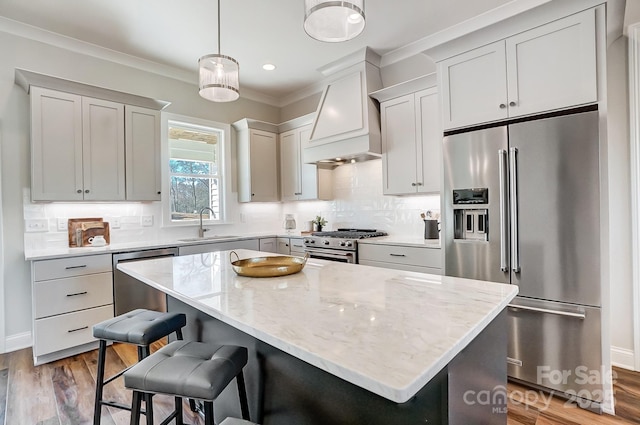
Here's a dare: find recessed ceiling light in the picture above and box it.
[262,63,276,71]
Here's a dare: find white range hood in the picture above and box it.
[303,48,383,167]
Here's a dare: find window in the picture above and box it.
[166,119,224,223]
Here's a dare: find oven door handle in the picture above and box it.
[305,248,355,262]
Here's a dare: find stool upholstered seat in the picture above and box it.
[92,309,186,425]
[124,340,251,425]
[92,309,186,346]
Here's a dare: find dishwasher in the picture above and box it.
[112,247,179,315]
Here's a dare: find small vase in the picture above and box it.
[316,224,323,232]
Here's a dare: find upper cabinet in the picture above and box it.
[439,8,597,130]
[124,106,161,201]
[279,121,332,201]
[234,119,279,203]
[31,87,126,201]
[21,71,169,202]
[371,75,441,195]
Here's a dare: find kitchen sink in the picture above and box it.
[178,235,240,242]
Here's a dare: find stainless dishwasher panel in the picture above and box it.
[113,247,178,315]
[507,297,603,404]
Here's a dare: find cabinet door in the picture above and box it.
[439,41,508,130]
[298,125,319,200]
[380,94,418,195]
[30,87,84,201]
[277,238,291,255]
[506,8,597,118]
[125,106,161,201]
[82,97,125,200]
[280,129,301,201]
[249,129,278,202]
[259,238,277,253]
[415,88,441,194]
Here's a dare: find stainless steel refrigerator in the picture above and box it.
[443,108,604,410]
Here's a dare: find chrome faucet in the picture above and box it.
[198,207,216,238]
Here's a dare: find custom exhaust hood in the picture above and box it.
[303,48,383,168]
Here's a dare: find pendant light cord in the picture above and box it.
[217,0,221,54]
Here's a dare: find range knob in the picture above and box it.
[345,241,353,247]
[339,241,346,247]
[323,240,330,245]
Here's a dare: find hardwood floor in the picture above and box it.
[1,342,639,424]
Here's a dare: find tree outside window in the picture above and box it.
[168,123,222,222]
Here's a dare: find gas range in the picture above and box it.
[303,229,388,263]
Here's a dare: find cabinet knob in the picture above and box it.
[499,103,507,109]
[416,182,423,186]
[411,183,417,187]
[157,191,161,195]
[76,189,82,194]
[251,193,255,197]
[509,101,517,107]
[84,189,90,193]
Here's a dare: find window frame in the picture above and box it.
[161,113,230,227]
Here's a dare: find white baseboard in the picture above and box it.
[4,331,31,353]
[611,346,635,370]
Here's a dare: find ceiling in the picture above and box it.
[0,0,515,101]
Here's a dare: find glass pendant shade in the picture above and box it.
[199,54,240,102]
[304,0,365,42]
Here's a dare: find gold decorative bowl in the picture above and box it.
[229,251,309,277]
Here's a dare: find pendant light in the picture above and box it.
[198,0,239,102]
[304,0,365,43]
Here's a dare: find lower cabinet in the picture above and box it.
[259,238,278,253]
[276,237,305,256]
[31,253,114,365]
[358,243,442,274]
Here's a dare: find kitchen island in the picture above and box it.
[117,249,518,424]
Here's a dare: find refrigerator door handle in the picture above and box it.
[507,304,586,320]
[499,149,509,272]
[509,147,520,273]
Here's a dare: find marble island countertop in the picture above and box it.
[117,249,518,403]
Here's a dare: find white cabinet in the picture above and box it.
[280,124,332,201]
[234,119,279,203]
[379,87,441,195]
[31,254,114,365]
[31,87,126,201]
[289,237,306,256]
[439,8,597,130]
[30,87,162,201]
[259,238,278,253]
[178,239,259,256]
[277,237,291,255]
[358,243,442,275]
[125,105,161,201]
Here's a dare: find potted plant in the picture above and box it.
[313,216,327,232]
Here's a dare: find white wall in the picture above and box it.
[0,29,280,350]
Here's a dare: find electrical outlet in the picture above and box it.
[110,217,121,229]
[25,219,48,232]
[240,213,247,223]
[57,218,67,231]
[141,216,153,227]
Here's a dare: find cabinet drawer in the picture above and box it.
[358,244,441,268]
[34,272,113,319]
[33,254,112,281]
[33,304,113,356]
[358,260,441,275]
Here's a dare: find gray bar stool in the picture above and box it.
[92,309,187,425]
[124,340,252,425]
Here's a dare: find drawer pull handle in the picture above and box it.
[67,326,89,333]
[65,265,87,270]
[389,254,406,257]
[66,291,88,297]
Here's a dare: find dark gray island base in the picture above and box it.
[168,296,507,425]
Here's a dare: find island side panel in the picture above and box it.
[448,310,507,424]
[167,296,446,424]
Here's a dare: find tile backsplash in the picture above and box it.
[24,160,440,249]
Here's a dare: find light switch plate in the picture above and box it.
[110,217,121,229]
[141,216,153,227]
[57,218,67,231]
[25,219,48,232]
